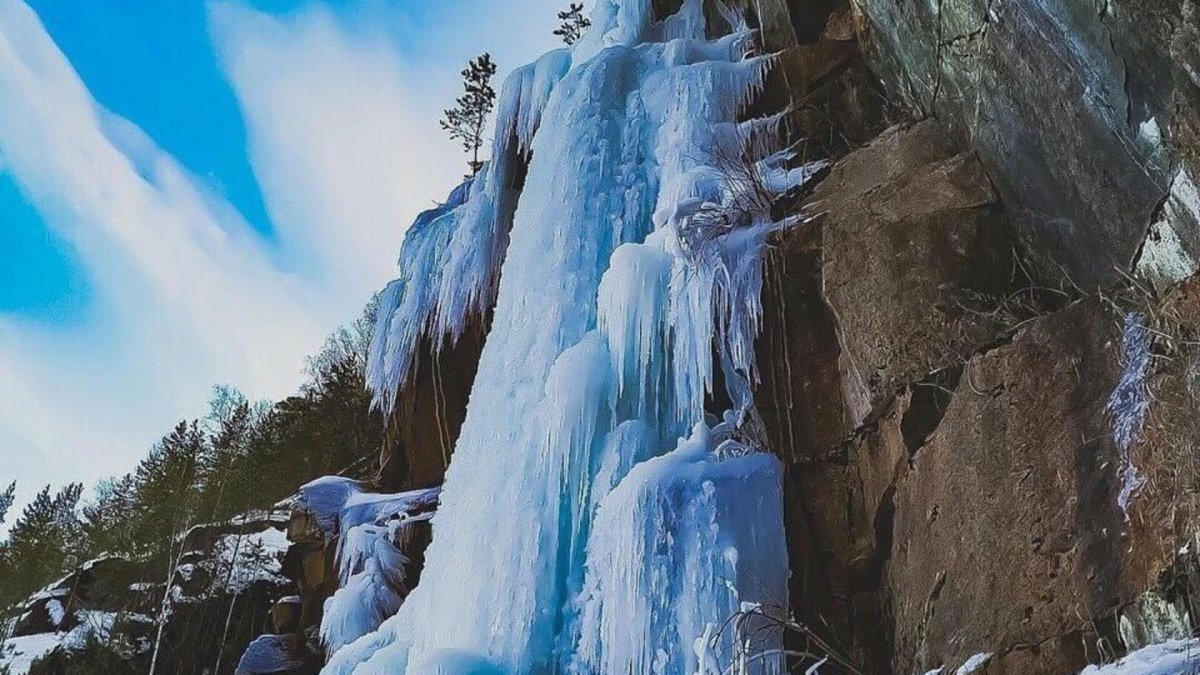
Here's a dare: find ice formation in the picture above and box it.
[298,477,439,654]
[1107,313,1151,516]
[343,1,814,672]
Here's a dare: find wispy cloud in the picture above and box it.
[209,1,463,300]
[0,0,562,519]
[0,0,328,510]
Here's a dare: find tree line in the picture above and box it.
[0,300,384,626]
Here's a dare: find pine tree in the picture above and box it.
[80,474,139,560]
[440,53,498,176]
[134,421,204,561]
[0,481,15,525]
[0,483,83,609]
[554,3,591,45]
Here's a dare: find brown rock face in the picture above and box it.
[758,118,1041,672]
[758,121,1025,462]
[377,317,488,491]
[844,0,1200,289]
[889,301,1127,674]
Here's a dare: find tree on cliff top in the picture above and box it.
[440,53,498,177]
[555,3,591,45]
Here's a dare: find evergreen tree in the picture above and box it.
[0,481,15,526]
[196,387,256,523]
[133,421,204,564]
[79,475,139,560]
[0,483,83,609]
[440,53,498,176]
[554,3,591,45]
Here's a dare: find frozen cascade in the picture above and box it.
[367,50,572,413]
[298,478,440,654]
[339,1,819,672]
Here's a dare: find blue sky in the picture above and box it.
[0,0,562,523]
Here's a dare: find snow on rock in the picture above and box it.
[209,526,291,593]
[237,634,311,675]
[1136,169,1200,291]
[336,1,800,672]
[2,633,64,675]
[955,653,993,674]
[298,477,440,537]
[296,477,441,655]
[1,611,120,675]
[1079,639,1200,674]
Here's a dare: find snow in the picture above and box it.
[297,476,443,654]
[237,634,310,675]
[1137,170,1200,291]
[1107,313,1151,516]
[1079,639,1200,674]
[208,526,291,593]
[1,611,118,675]
[338,1,800,673]
[45,600,64,628]
[298,476,440,536]
[2,633,63,675]
[955,653,993,674]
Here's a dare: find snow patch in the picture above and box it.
[1136,169,1200,291]
[1079,638,1200,674]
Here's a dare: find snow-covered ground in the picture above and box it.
[0,611,119,675]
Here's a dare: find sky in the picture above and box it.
[0,0,564,526]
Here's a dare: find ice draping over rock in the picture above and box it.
[345,1,810,672]
[298,476,440,655]
[574,422,787,675]
[366,51,573,413]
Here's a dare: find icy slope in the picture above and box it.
[345,1,802,672]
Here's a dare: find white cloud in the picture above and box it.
[0,0,335,515]
[209,2,461,300]
[0,0,564,523]
[207,0,567,301]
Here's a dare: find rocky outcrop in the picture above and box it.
[377,321,487,491]
[746,0,1200,671]
[846,0,1200,290]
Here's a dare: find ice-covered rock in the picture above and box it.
[339,1,797,673]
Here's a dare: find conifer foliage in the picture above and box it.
[0,302,385,667]
[554,3,591,45]
[440,53,498,176]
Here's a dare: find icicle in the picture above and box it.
[575,422,788,675]
[333,1,804,671]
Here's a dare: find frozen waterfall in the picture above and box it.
[343,1,811,672]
